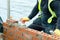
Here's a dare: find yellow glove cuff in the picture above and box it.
[22,17,30,21]
[54,29,60,36]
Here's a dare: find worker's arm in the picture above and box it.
[50,1,60,36]
[20,1,39,23]
[28,2,39,19]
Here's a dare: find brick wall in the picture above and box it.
[3,20,60,40]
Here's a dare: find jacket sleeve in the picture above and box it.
[50,1,60,29]
[28,2,39,19]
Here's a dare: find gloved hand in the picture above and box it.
[54,29,60,36]
[20,17,30,23]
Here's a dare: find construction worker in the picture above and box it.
[21,0,60,36]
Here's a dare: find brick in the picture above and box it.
[27,29,37,36]
[3,23,8,27]
[42,33,48,40]
[19,28,27,33]
[8,37,14,40]
[3,22,60,40]
[6,19,18,23]
[23,33,32,40]
[18,37,24,40]
[32,37,39,40]
[4,38,8,40]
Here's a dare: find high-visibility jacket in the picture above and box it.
[38,0,57,23]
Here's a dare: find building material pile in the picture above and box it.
[3,19,60,40]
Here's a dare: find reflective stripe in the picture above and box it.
[48,0,57,23]
[38,0,57,23]
[38,0,42,12]
[38,0,42,18]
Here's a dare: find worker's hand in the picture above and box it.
[20,17,30,23]
[54,29,60,36]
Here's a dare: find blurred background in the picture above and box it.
[0,0,39,26]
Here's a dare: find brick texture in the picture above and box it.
[3,20,60,40]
